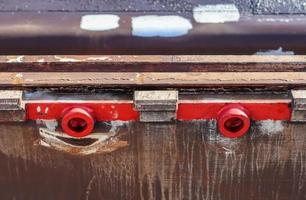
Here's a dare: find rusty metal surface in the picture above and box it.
[0,72,306,88]
[0,12,306,55]
[0,0,251,13]
[0,121,305,199]
[1,55,306,72]
[1,0,304,14]
[253,0,306,14]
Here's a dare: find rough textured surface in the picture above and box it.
[0,72,305,88]
[0,0,252,13]
[253,0,306,14]
[0,0,303,14]
[0,121,305,199]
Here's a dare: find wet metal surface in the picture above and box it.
[0,121,305,200]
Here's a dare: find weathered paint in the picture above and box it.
[193,4,240,23]
[2,12,306,55]
[1,55,306,72]
[0,121,305,199]
[80,14,120,31]
[36,119,58,131]
[255,47,295,55]
[1,72,306,88]
[26,101,291,121]
[257,120,284,135]
[37,120,130,155]
[26,102,139,121]
[177,102,291,121]
[132,15,192,37]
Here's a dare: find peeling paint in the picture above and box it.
[36,106,41,113]
[38,121,130,155]
[0,121,305,199]
[132,15,192,37]
[80,14,120,31]
[193,4,240,23]
[37,119,58,131]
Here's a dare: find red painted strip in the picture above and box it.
[177,103,291,120]
[26,102,291,121]
[26,103,139,121]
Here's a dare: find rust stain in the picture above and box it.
[0,121,305,199]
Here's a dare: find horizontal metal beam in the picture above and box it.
[0,12,306,55]
[1,72,306,88]
[1,55,306,72]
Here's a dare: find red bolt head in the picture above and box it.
[61,107,95,138]
[217,104,251,138]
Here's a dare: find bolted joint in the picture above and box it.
[217,104,251,138]
[61,107,95,138]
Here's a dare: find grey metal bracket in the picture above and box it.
[0,90,25,122]
[134,90,178,122]
[291,90,306,122]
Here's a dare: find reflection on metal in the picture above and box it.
[38,121,129,155]
[134,90,178,122]
[2,12,306,55]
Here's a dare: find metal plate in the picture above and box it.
[0,121,305,199]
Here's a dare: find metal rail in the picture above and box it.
[0,12,306,55]
[1,55,306,72]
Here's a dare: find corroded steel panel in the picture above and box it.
[0,122,305,199]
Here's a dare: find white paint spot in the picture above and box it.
[258,120,284,135]
[36,106,41,113]
[45,107,49,114]
[87,57,109,61]
[54,56,81,62]
[80,15,120,31]
[7,56,24,63]
[44,120,58,131]
[109,121,127,133]
[255,47,295,55]
[132,15,192,37]
[193,4,240,23]
[36,119,58,131]
[15,73,23,79]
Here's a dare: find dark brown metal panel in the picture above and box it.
[0,122,305,199]
[0,12,306,55]
[0,0,251,13]
[1,55,306,72]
